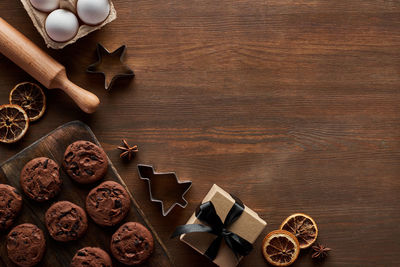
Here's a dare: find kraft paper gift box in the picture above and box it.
[178,184,267,267]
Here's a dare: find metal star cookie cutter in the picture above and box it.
[137,164,192,216]
[87,43,135,90]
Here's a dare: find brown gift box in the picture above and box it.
[19,0,117,49]
[180,184,267,267]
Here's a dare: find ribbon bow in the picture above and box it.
[171,195,253,260]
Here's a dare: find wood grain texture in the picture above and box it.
[0,0,400,266]
[0,121,172,266]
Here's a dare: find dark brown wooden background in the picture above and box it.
[1,1,400,266]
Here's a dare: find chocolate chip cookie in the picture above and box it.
[45,201,88,242]
[71,247,112,267]
[0,184,22,231]
[7,223,46,267]
[20,157,62,202]
[110,222,154,265]
[63,140,108,184]
[86,181,131,227]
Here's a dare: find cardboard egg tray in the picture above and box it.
[19,0,117,49]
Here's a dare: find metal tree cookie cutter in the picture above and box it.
[138,164,192,216]
[87,43,135,90]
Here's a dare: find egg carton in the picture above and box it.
[19,0,117,49]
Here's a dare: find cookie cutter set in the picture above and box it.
[137,164,192,216]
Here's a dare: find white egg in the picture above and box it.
[45,9,79,42]
[77,0,110,25]
[30,0,59,12]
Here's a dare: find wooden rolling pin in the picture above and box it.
[0,18,99,114]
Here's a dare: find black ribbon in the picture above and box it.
[171,194,253,261]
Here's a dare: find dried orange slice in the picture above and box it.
[9,82,46,122]
[262,229,300,266]
[0,104,29,143]
[280,213,318,249]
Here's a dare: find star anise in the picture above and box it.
[118,139,138,160]
[312,243,331,259]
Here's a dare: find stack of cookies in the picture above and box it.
[0,140,154,266]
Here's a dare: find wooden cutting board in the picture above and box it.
[0,121,173,267]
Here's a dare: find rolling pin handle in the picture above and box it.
[0,17,100,114]
[52,70,100,114]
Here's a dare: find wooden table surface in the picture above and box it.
[0,1,399,266]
